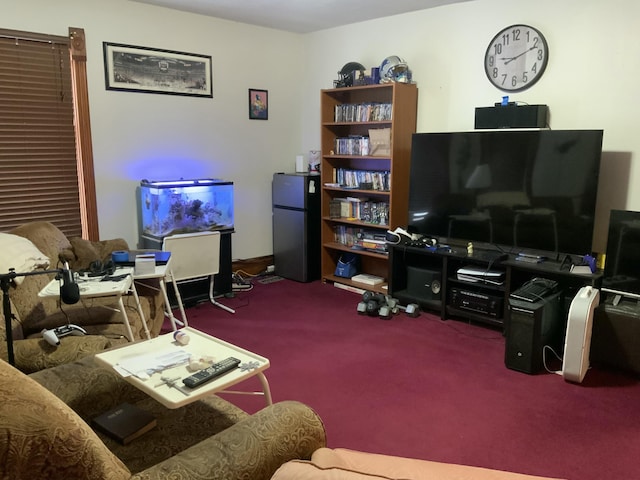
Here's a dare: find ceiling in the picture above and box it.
[129,0,472,34]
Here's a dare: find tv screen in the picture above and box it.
[407,129,604,256]
[602,209,640,300]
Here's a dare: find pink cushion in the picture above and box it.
[272,448,566,480]
[271,460,395,480]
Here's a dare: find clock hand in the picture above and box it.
[503,46,537,65]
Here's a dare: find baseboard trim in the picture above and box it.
[232,255,273,276]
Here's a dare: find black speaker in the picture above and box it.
[591,300,640,375]
[505,292,562,374]
[406,267,441,301]
[474,104,548,129]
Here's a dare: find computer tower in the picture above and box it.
[505,292,562,374]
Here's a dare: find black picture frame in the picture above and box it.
[248,88,268,120]
[103,42,212,98]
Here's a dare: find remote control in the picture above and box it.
[182,356,241,389]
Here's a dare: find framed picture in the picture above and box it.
[103,42,212,98]
[249,88,268,120]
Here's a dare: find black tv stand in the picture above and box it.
[389,242,602,329]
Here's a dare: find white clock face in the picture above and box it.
[484,24,549,92]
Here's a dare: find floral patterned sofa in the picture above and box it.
[0,354,326,479]
[0,221,165,373]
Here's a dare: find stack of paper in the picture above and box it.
[351,273,384,286]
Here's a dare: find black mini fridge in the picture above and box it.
[272,172,321,282]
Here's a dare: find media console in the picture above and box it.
[389,242,602,329]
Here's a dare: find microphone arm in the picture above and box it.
[1,266,75,367]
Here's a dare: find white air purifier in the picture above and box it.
[563,286,600,383]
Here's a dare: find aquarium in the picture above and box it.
[139,178,234,240]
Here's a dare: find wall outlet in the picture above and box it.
[266,265,275,273]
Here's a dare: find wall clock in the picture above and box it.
[484,24,549,92]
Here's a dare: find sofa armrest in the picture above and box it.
[131,400,327,480]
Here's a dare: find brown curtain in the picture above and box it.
[0,28,97,239]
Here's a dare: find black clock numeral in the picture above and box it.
[488,55,495,67]
[531,62,538,74]
[522,71,529,83]
[512,28,521,41]
[511,75,518,87]
[493,43,502,55]
[537,49,544,61]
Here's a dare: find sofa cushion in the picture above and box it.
[68,236,102,267]
[66,236,129,270]
[271,448,566,480]
[9,221,72,268]
[0,358,130,480]
[0,232,49,284]
[272,460,396,479]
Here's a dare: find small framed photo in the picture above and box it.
[248,88,268,120]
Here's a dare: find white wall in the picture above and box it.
[302,0,640,253]
[4,0,640,257]
[4,0,306,259]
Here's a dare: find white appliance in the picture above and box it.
[563,286,600,383]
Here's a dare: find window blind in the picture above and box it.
[0,29,82,237]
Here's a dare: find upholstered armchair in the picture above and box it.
[0,355,326,479]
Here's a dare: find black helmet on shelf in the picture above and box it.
[334,61,366,88]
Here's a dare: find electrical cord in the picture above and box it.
[543,344,563,375]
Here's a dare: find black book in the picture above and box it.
[92,402,156,445]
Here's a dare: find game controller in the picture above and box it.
[42,324,88,346]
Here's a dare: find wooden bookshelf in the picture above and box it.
[320,83,418,293]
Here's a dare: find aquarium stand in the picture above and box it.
[140,230,234,305]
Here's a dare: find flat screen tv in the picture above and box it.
[602,209,640,300]
[407,129,604,257]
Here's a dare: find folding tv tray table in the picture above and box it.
[95,327,272,409]
[38,266,150,341]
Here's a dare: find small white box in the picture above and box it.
[134,254,156,276]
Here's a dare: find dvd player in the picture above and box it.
[449,287,503,318]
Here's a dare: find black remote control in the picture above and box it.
[182,357,241,389]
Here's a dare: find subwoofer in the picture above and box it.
[406,267,441,301]
[505,292,562,374]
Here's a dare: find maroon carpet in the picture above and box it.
[166,278,640,480]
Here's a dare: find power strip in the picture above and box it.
[232,283,253,291]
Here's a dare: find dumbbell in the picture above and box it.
[384,297,420,317]
[378,300,394,320]
[356,291,386,316]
